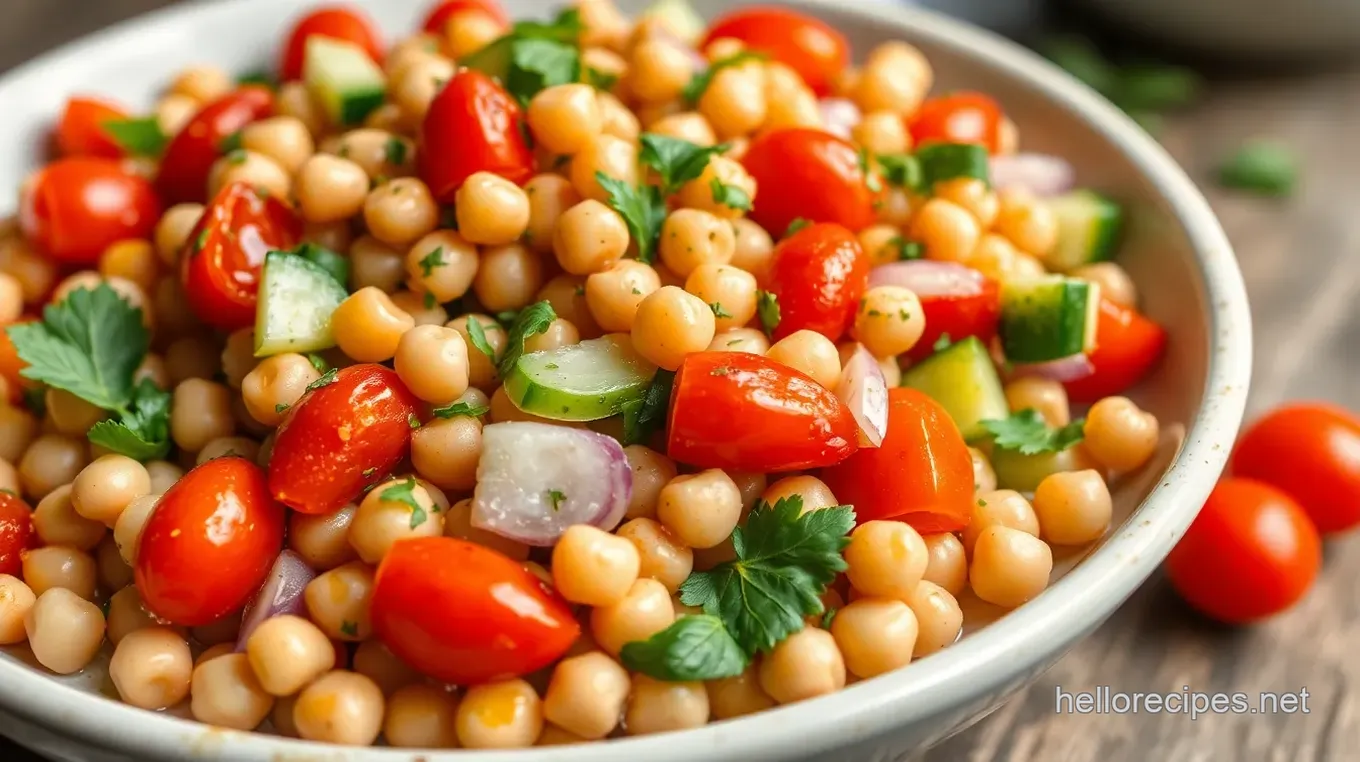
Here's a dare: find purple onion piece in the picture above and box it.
[818,98,862,139]
[1008,354,1096,383]
[234,549,315,652]
[836,344,889,448]
[869,260,989,297]
[989,153,1076,197]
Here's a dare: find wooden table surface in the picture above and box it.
[3,2,1358,761]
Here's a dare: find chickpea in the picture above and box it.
[99,239,159,294]
[391,56,454,121]
[0,237,58,303]
[295,154,370,224]
[389,289,449,327]
[591,578,674,656]
[625,39,691,104]
[519,178,581,257]
[551,524,641,606]
[963,489,1040,554]
[304,561,376,641]
[17,434,86,500]
[707,327,769,354]
[526,84,603,155]
[353,639,423,696]
[164,334,222,384]
[400,233,475,306]
[594,91,640,142]
[111,495,157,566]
[724,220,773,285]
[303,220,354,256]
[761,476,839,517]
[31,484,103,552]
[625,675,709,736]
[852,110,911,155]
[391,326,469,406]
[331,128,414,180]
[1074,262,1138,308]
[0,406,38,464]
[831,597,919,678]
[705,667,776,721]
[410,414,484,491]
[523,318,580,354]
[620,445,676,520]
[1033,469,1113,545]
[240,116,314,175]
[108,627,192,710]
[445,7,503,56]
[208,150,291,200]
[995,188,1059,257]
[615,518,693,593]
[457,678,543,749]
[473,243,543,312]
[649,112,716,146]
[966,233,1020,280]
[214,330,253,392]
[660,210,737,280]
[291,670,385,746]
[845,520,927,600]
[170,379,235,452]
[1003,376,1070,428]
[105,586,156,645]
[631,286,716,371]
[759,626,845,704]
[767,330,843,389]
[570,134,638,202]
[905,580,963,657]
[852,285,927,359]
[970,525,1053,608]
[541,652,630,739]
[443,497,530,561]
[189,652,274,730]
[699,62,767,139]
[1083,396,1160,472]
[20,545,95,600]
[584,260,660,332]
[857,224,906,268]
[554,199,631,276]
[43,388,106,437]
[384,684,460,748]
[0,574,36,645]
[101,540,136,595]
[331,287,415,363]
[656,469,741,549]
[911,198,981,263]
[677,156,755,220]
[450,173,529,247]
[852,42,932,114]
[241,353,321,427]
[286,503,358,571]
[349,477,442,564]
[346,235,406,293]
[365,178,438,247]
[934,178,998,227]
[275,81,325,136]
[190,610,241,648]
[168,64,231,103]
[24,587,105,674]
[245,615,337,697]
[155,94,198,136]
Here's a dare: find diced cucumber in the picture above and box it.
[504,335,658,421]
[917,143,990,188]
[1043,190,1122,272]
[999,274,1099,363]
[303,36,385,127]
[293,243,348,287]
[900,336,1008,442]
[638,0,706,45]
[254,251,348,357]
[990,446,1087,493]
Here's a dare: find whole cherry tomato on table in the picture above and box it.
[0,491,35,579]
[822,387,975,534]
[372,536,579,685]
[419,69,534,203]
[157,86,274,204]
[279,5,385,82]
[1231,403,1360,534]
[268,364,421,516]
[420,0,509,33]
[135,457,286,626]
[742,128,878,235]
[181,182,301,332]
[18,158,161,265]
[908,92,1007,154]
[667,351,859,472]
[55,96,128,158]
[1062,297,1167,403]
[906,269,1002,362]
[764,222,869,342]
[1166,477,1320,624]
[700,7,849,96]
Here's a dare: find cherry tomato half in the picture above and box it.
[0,491,35,579]
[668,351,859,472]
[908,91,1006,154]
[157,86,274,204]
[55,96,129,159]
[135,457,286,626]
[279,5,385,82]
[1166,477,1320,624]
[906,269,1001,362]
[700,7,848,96]
[766,222,869,342]
[268,364,421,516]
[822,387,975,534]
[420,0,509,33]
[19,158,161,266]
[1231,403,1360,535]
[0,316,35,402]
[181,182,301,332]
[1063,297,1167,403]
[419,69,534,203]
[372,536,579,685]
[742,128,878,235]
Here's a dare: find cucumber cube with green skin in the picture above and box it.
[999,274,1099,363]
[254,251,348,356]
[1044,189,1123,272]
[503,336,658,421]
[303,36,386,127]
[991,446,1088,493]
[900,336,1008,442]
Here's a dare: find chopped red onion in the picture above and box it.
[868,260,989,297]
[836,345,889,448]
[818,98,862,139]
[989,153,1076,197]
[1008,354,1096,382]
[235,550,315,652]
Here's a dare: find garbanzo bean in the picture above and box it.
[21,545,96,600]
[191,652,274,731]
[969,525,1053,608]
[852,42,932,114]
[349,234,408,293]
[384,683,460,748]
[852,285,926,359]
[349,477,443,565]
[105,585,159,645]
[165,335,222,383]
[295,154,370,224]
[622,445,676,520]
[457,678,543,749]
[831,598,918,678]
[966,233,1020,280]
[99,239,159,294]
[543,651,629,740]
[537,275,602,339]
[155,94,198,136]
[241,353,321,427]
[445,8,504,58]
[18,434,87,500]
[245,614,337,697]
[71,454,150,527]
[845,520,928,599]
[767,330,842,389]
[628,38,693,104]
[699,61,767,139]
[455,172,531,246]
[168,64,231,103]
[528,84,603,155]
[25,587,105,674]
[554,199,631,275]
[964,489,1041,554]
[625,675,710,736]
[656,469,741,549]
[615,518,694,593]
[219,328,255,391]
[761,475,839,514]
[45,387,106,437]
[1074,262,1137,308]
[995,188,1059,257]
[291,670,385,746]
[31,484,104,553]
[208,150,291,200]
[904,580,963,657]
[411,414,484,492]
[330,128,413,179]
[570,134,638,202]
[304,561,375,642]
[595,90,640,142]
[0,406,37,464]
[353,638,423,696]
[443,497,531,560]
[289,504,358,571]
[1083,396,1159,472]
[403,229,477,303]
[276,81,325,136]
[240,116,314,175]
[857,224,906,267]
[114,494,158,565]
[590,577,674,656]
[92,541,130,588]
[0,574,35,645]
[649,112,717,146]
[683,264,753,334]
[922,533,968,596]
[391,55,455,121]
[759,626,845,704]
[934,178,998,227]
[170,379,235,453]
[585,259,661,332]
[1004,376,1070,427]
[524,174,582,255]
[473,243,543,312]
[447,313,507,390]
[707,666,776,720]
[109,627,193,710]
[394,324,470,405]
[524,318,581,353]
[630,286,716,371]
[552,524,640,606]
[331,287,415,363]
[1032,469,1113,545]
[707,327,769,354]
[364,178,439,247]
[912,197,981,263]
[0,237,58,303]
[852,110,911,155]
[154,279,204,343]
[389,289,448,328]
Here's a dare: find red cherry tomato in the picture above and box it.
[1231,403,1360,534]
[700,7,848,96]
[822,387,975,534]
[18,158,161,266]
[668,351,859,472]
[1062,298,1167,403]
[372,536,579,685]
[419,69,534,203]
[765,222,869,342]
[279,5,385,82]
[0,491,35,579]
[908,92,1006,154]
[268,364,421,516]
[157,87,274,204]
[181,182,301,332]
[1166,477,1320,624]
[906,272,1001,362]
[742,129,878,235]
[0,317,34,403]
[55,96,129,159]
[420,0,509,33]
[135,457,286,626]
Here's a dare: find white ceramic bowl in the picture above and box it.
[0,1,1251,760]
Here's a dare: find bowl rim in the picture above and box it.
[0,0,1251,760]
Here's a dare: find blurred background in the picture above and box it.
[2,0,1358,760]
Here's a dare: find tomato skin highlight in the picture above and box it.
[268,364,421,516]
[822,387,975,534]
[667,351,859,472]
[765,222,869,342]
[906,273,1001,362]
[908,91,1006,153]
[134,457,286,627]
[0,492,35,579]
[1231,403,1360,535]
[56,96,129,159]
[156,87,274,204]
[419,69,534,204]
[742,128,877,236]
[180,182,301,332]
[372,536,579,685]
[700,7,848,96]
[18,158,161,266]
[279,5,385,82]
[1165,477,1320,624]
[420,0,509,33]
[1063,298,1167,403]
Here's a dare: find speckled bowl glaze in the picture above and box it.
[0,0,1251,760]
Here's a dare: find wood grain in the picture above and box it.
[3,2,1357,761]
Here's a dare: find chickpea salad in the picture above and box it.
[0,0,1171,751]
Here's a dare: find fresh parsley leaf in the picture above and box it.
[87,379,172,461]
[307,353,330,373]
[193,227,210,255]
[891,236,924,261]
[102,117,168,157]
[547,488,566,512]
[496,301,557,378]
[585,66,619,91]
[21,386,46,417]
[709,302,733,319]
[679,496,854,655]
[878,153,922,190]
[683,51,766,105]
[596,172,666,265]
[639,134,726,195]
[218,130,244,155]
[620,614,748,682]
[508,38,581,105]
[709,177,752,211]
[225,149,248,165]
[423,292,437,309]
[408,413,422,430]
[418,247,445,277]
[509,7,582,42]
[306,368,338,392]
[821,607,838,629]
[432,400,491,418]
[464,318,498,361]
[385,136,408,166]
[932,333,953,353]
[340,620,359,637]
[857,148,883,193]
[275,403,290,414]
[1218,140,1296,197]
[236,70,277,88]
[495,310,520,327]
[620,369,675,446]
[978,408,1086,455]
[756,290,780,339]
[381,477,429,529]
[784,218,812,238]
[362,467,377,477]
